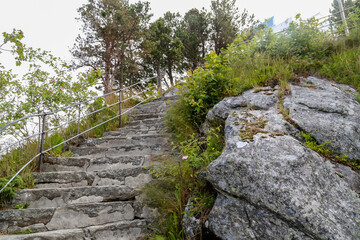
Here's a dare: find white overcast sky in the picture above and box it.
[0,0,334,68]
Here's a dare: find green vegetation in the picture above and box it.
[144,127,223,239]
[300,132,360,169]
[300,132,333,157]
[11,228,36,235]
[72,0,260,93]
[14,202,29,209]
[168,13,360,140]
[0,176,28,208]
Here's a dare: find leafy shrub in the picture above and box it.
[180,52,233,128]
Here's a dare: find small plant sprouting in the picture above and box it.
[12,228,36,235]
[356,94,360,104]
[300,132,360,170]
[300,132,332,157]
[15,202,29,209]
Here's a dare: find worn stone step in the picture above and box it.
[130,98,177,114]
[0,219,146,240]
[83,134,168,148]
[42,156,91,172]
[83,219,146,240]
[33,167,150,189]
[42,155,148,172]
[103,128,164,137]
[71,142,170,157]
[11,185,138,209]
[0,228,84,240]
[0,201,135,233]
[120,122,166,133]
[125,118,165,128]
[129,112,164,121]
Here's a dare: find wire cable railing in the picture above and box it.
[0,77,157,193]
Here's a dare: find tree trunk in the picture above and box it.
[104,64,113,94]
[167,65,174,87]
[156,64,162,95]
[104,63,114,105]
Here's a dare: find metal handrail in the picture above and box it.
[0,79,157,193]
[44,85,155,135]
[0,113,44,134]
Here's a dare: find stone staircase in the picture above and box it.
[0,96,178,240]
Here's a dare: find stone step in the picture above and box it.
[42,155,148,172]
[70,142,170,157]
[11,185,138,209]
[129,112,164,121]
[0,228,84,240]
[0,219,146,240]
[125,118,165,128]
[0,201,135,233]
[83,219,146,240]
[83,134,168,148]
[130,97,178,114]
[103,128,164,137]
[33,167,150,189]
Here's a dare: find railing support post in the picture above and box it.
[337,0,350,37]
[119,89,122,128]
[38,113,46,172]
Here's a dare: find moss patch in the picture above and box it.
[236,113,269,142]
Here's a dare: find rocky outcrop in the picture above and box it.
[283,77,360,159]
[202,77,360,239]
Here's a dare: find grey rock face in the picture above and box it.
[182,198,202,240]
[283,76,360,159]
[203,77,360,239]
[209,194,312,240]
[201,87,279,134]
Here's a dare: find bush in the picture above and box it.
[180,52,233,128]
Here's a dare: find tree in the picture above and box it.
[142,16,184,90]
[210,0,257,54]
[0,30,25,125]
[178,8,210,71]
[71,0,151,95]
[0,30,99,138]
[162,12,185,86]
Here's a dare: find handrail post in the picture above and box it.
[119,89,122,128]
[38,113,47,172]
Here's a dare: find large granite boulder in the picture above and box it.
[200,77,360,239]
